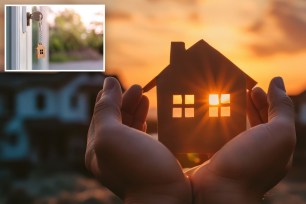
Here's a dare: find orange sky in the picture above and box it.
[102,0,306,117]
[1,0,306,117]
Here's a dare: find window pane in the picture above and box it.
[221,107,230,117]
[209,107,218,117]
[185,95,194,104]
[173,108,182,118]
[71,95,78,108]
[209,94,219,105]
[36,93,46,110]
[173,95,182,104]
[221,94,230,104]
[185,108,194,117]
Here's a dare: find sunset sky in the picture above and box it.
[1,0,306,116]
[102,0,306,116]
[47,5,104,34]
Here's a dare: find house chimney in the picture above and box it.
[170,42,185,65]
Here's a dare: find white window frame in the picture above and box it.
[6,5,32,70]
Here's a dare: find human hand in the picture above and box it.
[85,76,295,204]
[189,77,296,203]
[85,77,192,204]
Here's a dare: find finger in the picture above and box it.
[121,85,143,126]
[94,77,123,125]
[267,77,295,124]
[247,90,262,126]
[266,77,296,149]
[96,90,103,103]
[86,90,103,169]
[251,87,268,123]
[132,95,149,131]
[143,122,147,132]
[122,85,143,115]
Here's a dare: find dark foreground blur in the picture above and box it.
[1,73,306,204]
[1,163,306,203]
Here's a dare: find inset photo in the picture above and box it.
[5,5,105,72]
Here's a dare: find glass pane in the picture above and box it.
[173,108,182,118]
[221,107,230,117]
[221,94,230,104]
[33,5,105,71]
[209,107,218,117]
[185,95,194,104]
[185,108,194,118]
[173,95,182,104]
[209,94,219,105]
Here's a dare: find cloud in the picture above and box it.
[248,0,306,56]
[147,0,200,5]
[106,10,132,21]
[188,11,201,22]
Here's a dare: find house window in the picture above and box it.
[8,133,18,146]
[172,94,194,118]
[209,94,230,117]
[70,95,78,108]
[36,93,46,110]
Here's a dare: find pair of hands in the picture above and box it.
[85,77,295,204]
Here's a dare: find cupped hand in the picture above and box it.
[189,77,296,203]
[85,77,192,204]
[85,76,295,204]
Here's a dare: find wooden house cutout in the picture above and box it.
[143,39,257,154]
[36,43,46,59]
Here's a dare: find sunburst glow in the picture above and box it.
[209,94,219,105]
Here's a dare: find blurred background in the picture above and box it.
[5,5,104,70]
[0,0,306,203]
[33,5,104,70]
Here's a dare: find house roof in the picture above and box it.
[143,39,257,92]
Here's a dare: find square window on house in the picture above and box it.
[173,107,182,118]
[185,95,194,104]
[185,108,194,117]
[209,93,230,117]
[172,94,195,118]
[209,94,219,105]
[209,107,218,117]
[221,106,230,117]
[173,95,182,104]
[221,94,230,104]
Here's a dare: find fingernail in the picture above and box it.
[275,77,286,92]
[103,77,115,92]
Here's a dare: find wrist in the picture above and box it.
[124,177,192,204]
[191,174,263,204]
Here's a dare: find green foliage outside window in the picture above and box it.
[49,9,103,62]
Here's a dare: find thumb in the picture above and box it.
[267,77,294,124]
[94,77,123,125]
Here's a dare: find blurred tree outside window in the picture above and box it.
[49,9,103,63]
[31,6,104,67]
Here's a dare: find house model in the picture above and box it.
[143,39,257,154]
[36,43,46,59]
